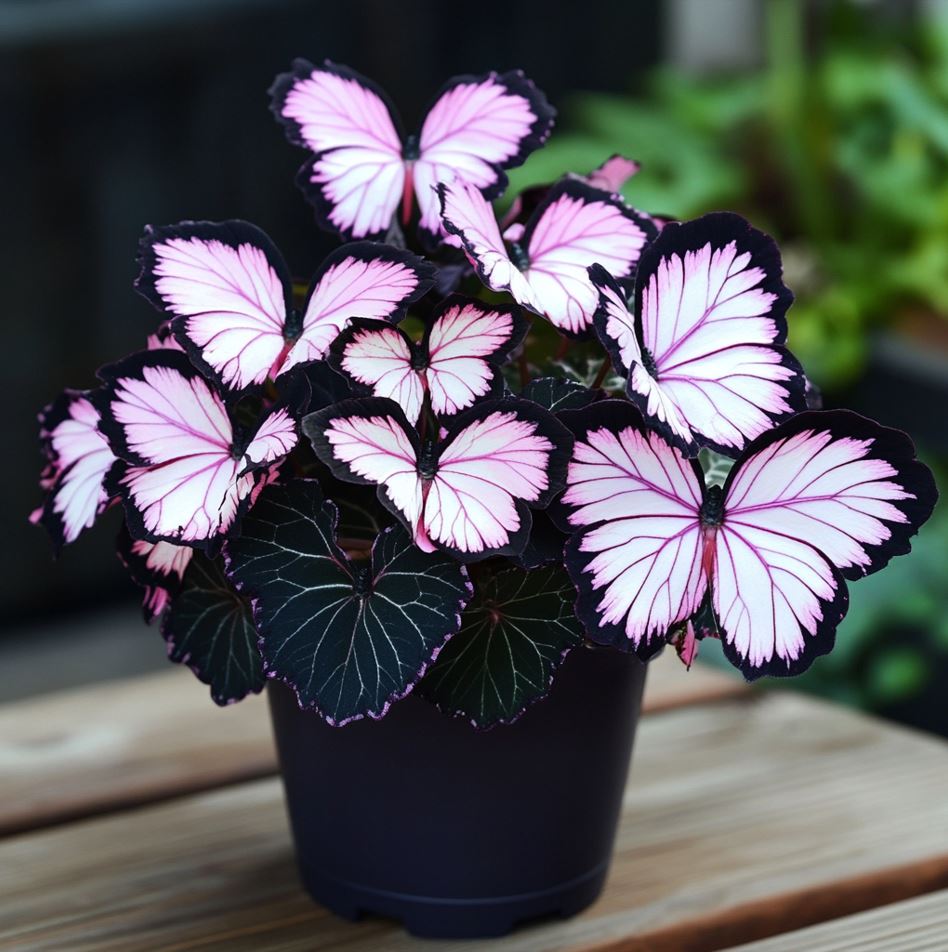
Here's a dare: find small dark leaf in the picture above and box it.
[226,480,472,725]
[418,564,584,728]
[331,483,393,544]
[432,260,470,297]
[522,376,602,413]
[296,360,354,414]
[162,553,264,706]
[509,510,567,570]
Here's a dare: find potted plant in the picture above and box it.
[32,59,937,939]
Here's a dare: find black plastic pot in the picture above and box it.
[268,645,647,939]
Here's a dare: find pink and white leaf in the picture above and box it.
[559,401,707,657]
[592,213,806,457]
[136,220,292,393]
[97,351,296,550]
[117,526,194,623]
[271,60,405,241]
[413,70,555,240]
[285,243,434,373]
[440,178,656,336]
[304,397,572,562]
[31,390,115,551]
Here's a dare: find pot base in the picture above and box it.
[299,857,609,938]
[270,646,647,939]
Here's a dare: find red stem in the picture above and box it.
[401,164,415,225]
[591,357,612,391]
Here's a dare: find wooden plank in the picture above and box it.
[722,889,948,951]
[0,654,743,838]
[3,692,948,952]
[642,656,746,714]
[0,669,275,839]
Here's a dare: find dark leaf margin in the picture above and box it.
[723,409,938,583]
[135,219,294,400]
[716,410,937,681]
[415,69,555,245]
[507,510,567,570]
[299,240,436,334]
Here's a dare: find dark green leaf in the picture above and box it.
[225,479,472,725]
[522,376,603,413]
[419,565,584,728]
[162,553,264,706]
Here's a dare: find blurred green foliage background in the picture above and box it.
[511,0,948,733]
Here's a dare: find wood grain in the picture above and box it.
[0,669,275,838]
[0,654,743,838]
[722,889,948,951]
[3,692,948,952]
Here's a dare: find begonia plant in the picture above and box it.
[32,60,937,728]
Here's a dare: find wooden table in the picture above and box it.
[2,656,947,951]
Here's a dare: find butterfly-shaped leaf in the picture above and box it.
[590,212,806,456]
[439,177,657,336]
[225,479,472,725]
[162,552,264,705]
[558,400,937,678]
[136,219,433,395]
[304,396,572,561]
[96,350,298,550]
[418,565,584,728]
[329,295,527,424]
[270,59,554,243]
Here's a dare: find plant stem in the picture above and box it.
[591,357,612,391]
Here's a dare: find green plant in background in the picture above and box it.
[507,0,948,732]
[508,0,948,389]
